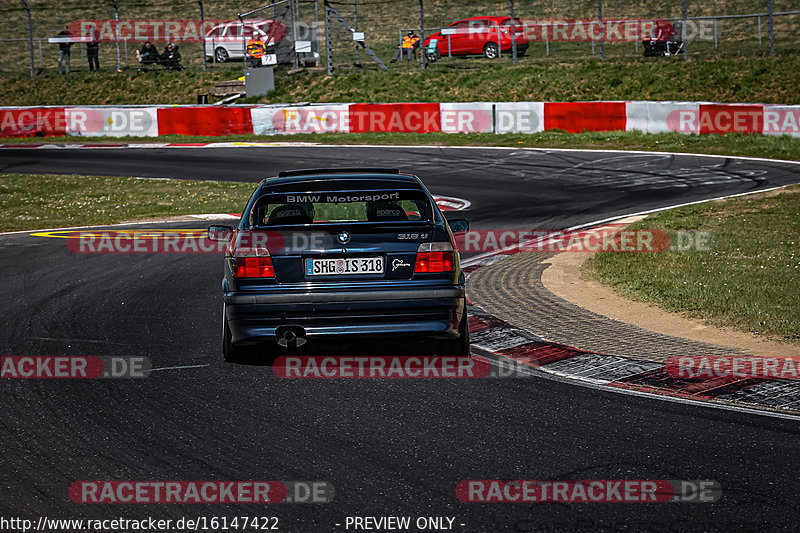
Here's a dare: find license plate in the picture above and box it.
[306,257,384,276]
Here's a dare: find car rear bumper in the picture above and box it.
[225,287,465,345]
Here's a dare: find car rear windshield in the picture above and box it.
[249,190,434,227]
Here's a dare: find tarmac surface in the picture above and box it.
[1,145,799,531]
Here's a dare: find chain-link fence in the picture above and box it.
[0,0,322,75]
[238,0,321,71]
[1,0,798,76]
[323,0,800,72]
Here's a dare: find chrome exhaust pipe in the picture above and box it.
[277,326,306,348]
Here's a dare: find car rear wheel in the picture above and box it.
[215,47,229,63]
[435,301,470,356]
[483,42,499,59]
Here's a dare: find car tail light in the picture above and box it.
[415,242,456,273]
[232,256,274,278]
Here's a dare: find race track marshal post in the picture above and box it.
[245,30,274,98]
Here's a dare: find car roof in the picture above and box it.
[259,171,424,194]
[453,16,510,23]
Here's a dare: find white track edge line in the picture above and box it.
[145,364,211,373]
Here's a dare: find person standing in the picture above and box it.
[246,31,267,68]
[86,29,100,71]
[57,25,72,74]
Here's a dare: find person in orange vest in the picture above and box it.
[247,30,267,67]
[390,31,419,63]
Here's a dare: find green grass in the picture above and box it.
[0,67,246,106]
[4,130,800,162]
[268,56,800,105]
[585,185,800,343]
[0,173,255,232]
[3,55,800,106]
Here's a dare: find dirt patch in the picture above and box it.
[542,250,800,357]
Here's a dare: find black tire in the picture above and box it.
[435,301,470,356]
[426,48,441,62]
[483,42,499,59]
[215,47,229,63]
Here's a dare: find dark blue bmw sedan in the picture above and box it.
[208,168,469,362]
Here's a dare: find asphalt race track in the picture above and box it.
[1,145,800,532]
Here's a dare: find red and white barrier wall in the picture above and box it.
[0,107,160,138]
[2,101,799,138]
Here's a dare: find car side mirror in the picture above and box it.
[448,219,469,233]
[208,225,233,242]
